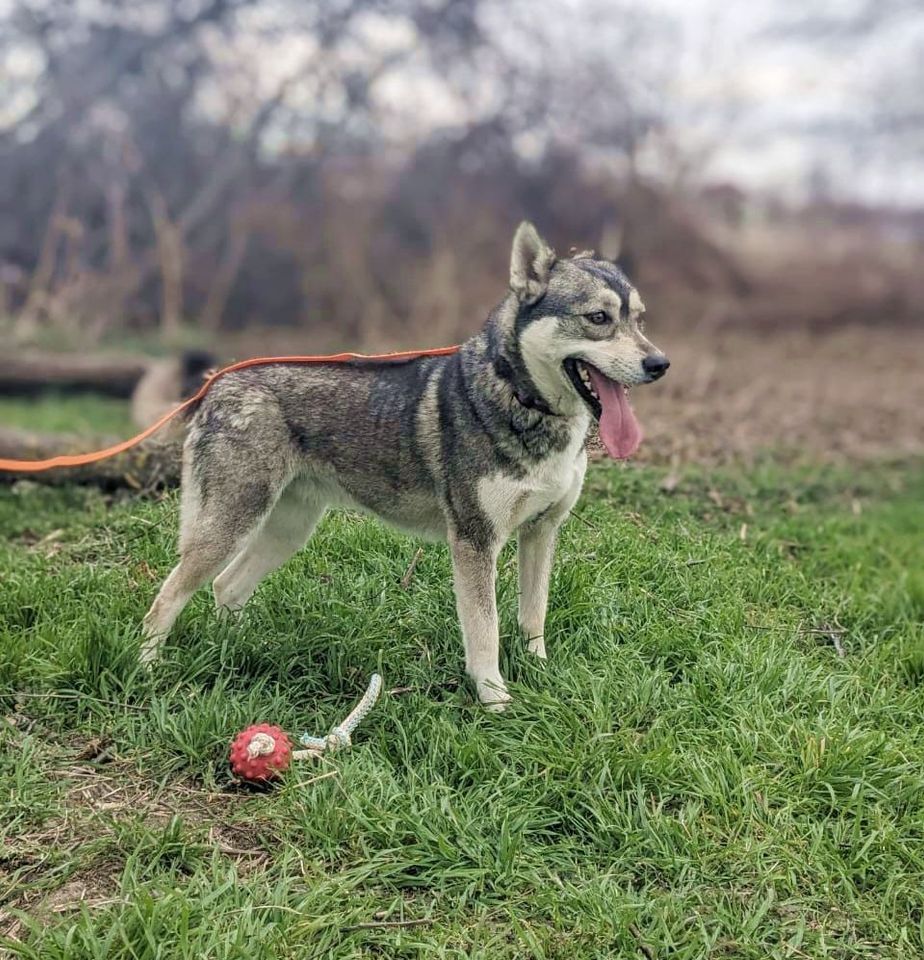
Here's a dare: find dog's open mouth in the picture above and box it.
[563,358,643,460]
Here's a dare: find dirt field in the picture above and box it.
[621,323,924,466]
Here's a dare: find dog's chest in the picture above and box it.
[477,431,586,535]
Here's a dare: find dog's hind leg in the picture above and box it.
[141,464,286,665]
[213,482,325,613]
[517,468,584,659]
[449,535,510,711]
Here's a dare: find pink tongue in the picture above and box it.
[586,367,643,459]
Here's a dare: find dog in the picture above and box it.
[141,222,669,709]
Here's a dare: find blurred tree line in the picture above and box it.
[1,0,920,348]
[0,0,736,345]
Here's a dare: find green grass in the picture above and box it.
[1,456,923,958]
[0,393,135,436]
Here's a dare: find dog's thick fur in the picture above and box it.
[142,222,668,709]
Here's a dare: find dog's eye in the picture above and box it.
[585,311,609,325]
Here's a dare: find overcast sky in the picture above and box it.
[642,0,924,205]
[402,0,924,205]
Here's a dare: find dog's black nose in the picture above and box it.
[642,354,670,380]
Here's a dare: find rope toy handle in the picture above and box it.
[293,673,383,758]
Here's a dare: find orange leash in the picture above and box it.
[0,346,461,473]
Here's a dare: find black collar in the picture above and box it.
[493,355,557,417]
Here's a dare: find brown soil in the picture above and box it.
[605,324,924,466]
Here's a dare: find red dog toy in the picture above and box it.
[229,674,383,783]
[229,723,292,782]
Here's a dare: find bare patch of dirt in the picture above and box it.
[1,869,125,943]
[593,324,924,465]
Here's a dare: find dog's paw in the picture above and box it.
[138,641,161,668]
[139,624,166,668]
[476,678,512,712]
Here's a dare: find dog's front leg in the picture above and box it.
[449,536,510,711]
[518,469,585,659]
[517,517,560,659]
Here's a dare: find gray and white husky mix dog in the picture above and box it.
[142,222,669,709]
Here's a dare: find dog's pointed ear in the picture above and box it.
[510,221,555,305]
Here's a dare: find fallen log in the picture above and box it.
[0,426,180,489]
[0,353,148,398]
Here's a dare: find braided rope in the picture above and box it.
[295,674,383,756]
